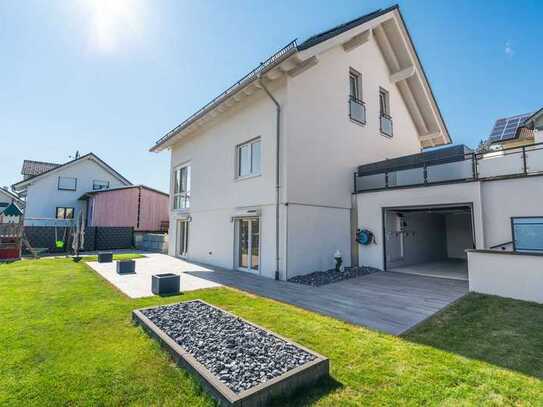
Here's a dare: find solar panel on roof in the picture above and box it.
[488,113,532,142]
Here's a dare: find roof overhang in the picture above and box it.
[151,5,450,152]
[523,107,543,130]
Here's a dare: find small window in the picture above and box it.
[173,164,191,209]
[58,176,77,191]
[56,207,74,219]
[349,69,362,101]
[379,88,390,116]
[349,69,366,125]
[512,217,543,252]
[93,180,110,190]
[379,87,393,137]
[237,138,261,178]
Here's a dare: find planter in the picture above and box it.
[133,300,329,406]
[97,252,113,263]
[116,260,136,274]
[152,273,180,296]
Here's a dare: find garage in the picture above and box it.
[383,205,474,280]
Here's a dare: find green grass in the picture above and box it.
[1,258,542,406]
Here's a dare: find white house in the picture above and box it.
[151,5,451,280]
[12,153,131,225]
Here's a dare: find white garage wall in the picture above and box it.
[481,176,543,248]
[468,250,543,303]
[357,182,484,270]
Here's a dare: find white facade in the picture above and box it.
[13,155,130,225]
[468,251,543,304]
[158,7,449,280]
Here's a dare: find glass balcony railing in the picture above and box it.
[354,142,543,193]
[349,97,366,125]
[380,114,393,137]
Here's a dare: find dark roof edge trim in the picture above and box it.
[12,153,132,189]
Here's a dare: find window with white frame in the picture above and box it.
[349,68,366,124]
[173,164,191,209]
[237,138,261,178]
[379,87,393,137]
[349,69,362,100]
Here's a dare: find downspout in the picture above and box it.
[258,77,281,280]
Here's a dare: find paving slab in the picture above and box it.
[87,253,221,298]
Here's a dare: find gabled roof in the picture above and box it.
[522,107,543,130]
[21,160,60,177]
[298,5,398,50]
[0,187,24,205]
[151,4,450,152]
[0,203,23,217]
[12,153,132,191]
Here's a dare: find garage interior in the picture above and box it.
[384,205,474,280]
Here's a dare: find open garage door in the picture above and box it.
[384,205,474,280]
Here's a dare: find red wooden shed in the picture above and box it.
[82,185,169,232]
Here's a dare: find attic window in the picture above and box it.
[93,180,110,190]
[58,176,77,191]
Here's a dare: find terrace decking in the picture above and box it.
[186,265,468,335]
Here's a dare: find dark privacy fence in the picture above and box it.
[23,226,134,253]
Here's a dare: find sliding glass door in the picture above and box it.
[237,218,260,273]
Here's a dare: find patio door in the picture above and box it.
[236,217,260,273]
[177,219,189,257]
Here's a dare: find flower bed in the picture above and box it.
[133,300,328,406]
[288,266,379,287]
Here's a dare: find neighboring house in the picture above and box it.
[21,160,60,180]
[12,153,131,225]
[0,187,24,212]
[151,5,450,280]
[0,203,23,224]
[522,107,543,143]
[80,185,169,232]
[485,112,537,149]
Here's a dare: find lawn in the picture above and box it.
[1,258,542,406]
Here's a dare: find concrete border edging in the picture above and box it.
[133,300,329,406]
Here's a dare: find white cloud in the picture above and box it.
[504,41,515,58]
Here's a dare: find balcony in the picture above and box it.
[354,142,543,193]
[349,96,366,125]
[380,113,393,137]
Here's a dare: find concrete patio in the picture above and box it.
[89,253,468,334]
[87,253,221,298]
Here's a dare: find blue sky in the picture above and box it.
[1,0,541,192]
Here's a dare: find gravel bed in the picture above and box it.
[288,266,380,287]
[141,301,316,393]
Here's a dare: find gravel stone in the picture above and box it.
[288,266,380,287]
[141,301,316,393]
